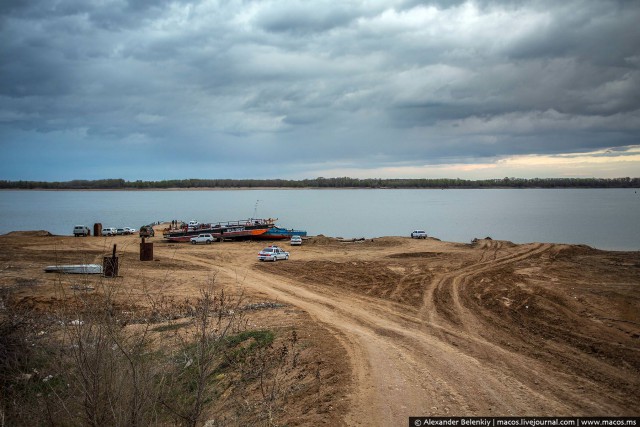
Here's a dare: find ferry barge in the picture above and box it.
[163,218,305,242]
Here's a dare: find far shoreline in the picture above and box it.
[1,177,637,191]
[1,186,637,191]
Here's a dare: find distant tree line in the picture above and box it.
[0,177,638,189]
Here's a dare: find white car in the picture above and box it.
[290,235,302,246]
[125,227,137,234]
[411,230,428,239]
[102,227,117,236]
[190,233,214,244]
[257,247,290,262]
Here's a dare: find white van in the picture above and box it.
[101,227,117,236]
[73,225,90,237]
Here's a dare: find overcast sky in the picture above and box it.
[1,0,639,181]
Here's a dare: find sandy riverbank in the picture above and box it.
[0,228,638,425]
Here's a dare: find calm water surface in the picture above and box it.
[0,189,638,251]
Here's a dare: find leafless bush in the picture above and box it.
[160,277,248,427]
[0,286,53,425]
[37,277,163,426]
[221,329,315,426]
[0,271,316,427]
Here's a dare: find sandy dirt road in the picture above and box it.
[170,236,639,424]
[1,231,638,425]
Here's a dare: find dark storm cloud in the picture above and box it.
[1,0,639,180]
[503,2,640,65]
[255,2,362,35]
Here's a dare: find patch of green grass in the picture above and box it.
[163,331,277,410]
[218,330,276,368]
[224,330,274,349]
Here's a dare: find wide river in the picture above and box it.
[0,189,638,251]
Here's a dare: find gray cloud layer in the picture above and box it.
[1,0,639,179]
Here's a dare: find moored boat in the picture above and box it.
[255,226,307,240]
[163,218,275,242]
[163,218,307,242]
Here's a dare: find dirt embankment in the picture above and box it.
[1,231,638,425]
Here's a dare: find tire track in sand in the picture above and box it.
[420,242,550,331]
[169,243,620,425]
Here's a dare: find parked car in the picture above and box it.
[257,246,290,262]
[290,235,302,246]
[102,227,117,236]
[190,233,214,244]
[411,230,428,239]
[73,225,90,237]
[116,228,126,235]
[125,227,136,234]
[139,225,155,237]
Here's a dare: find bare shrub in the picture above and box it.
[0,287,53,425]
[0,271,316,427]
[160,278,247,427]
[38,278,163,426]
[217,328,316,426]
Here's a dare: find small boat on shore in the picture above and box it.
[44,264,103,274]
